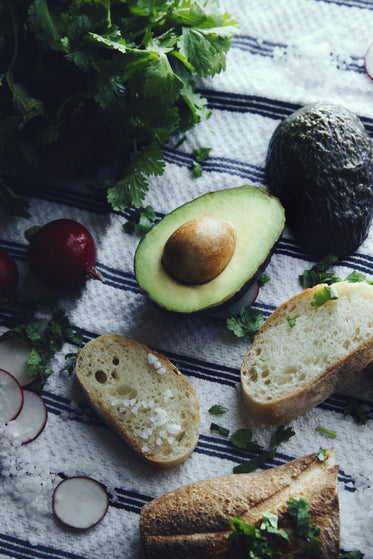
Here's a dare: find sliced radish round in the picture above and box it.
[53,477,109,530]
[0,338,35,387]
[365,42,373,81]
[5,389,47,445]
[0,368,23,424]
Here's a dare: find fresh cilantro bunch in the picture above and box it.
[0,0,238,215]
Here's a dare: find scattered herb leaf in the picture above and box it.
[317,448,329,461]
[299,255,339,288]
[226,306,265,339]
[258,273,270,287]
[288,317,297,327]
[270,425,296,448]
[315,426,337,439]
[343,398,367,425]
[210,422,230,437]
[192,160,203,178]
[208,404,228,415]
[230,428,263,452]
[311,285,339,309]
[339,552,364,558]
[233,449,276,474]
[193,147,212,163]
[123,205,156,236]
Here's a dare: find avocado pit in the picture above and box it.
[162,216,236,284]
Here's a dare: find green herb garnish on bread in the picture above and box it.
[241,281,373,425]
[75,335,200,468]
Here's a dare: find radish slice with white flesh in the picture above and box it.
[53,477,109,530]
[365,42,373,81]
[0,368,23,424]
[5,389,47,445]
[0,338,35,387]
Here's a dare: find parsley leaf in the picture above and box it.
[258,273,270,287]
[191,146,211,177]
[226,307,265,339]
[233,449,276,474]
[339,552,364,558]
[288,317,297,327]
[299,255,339,288]
[210,422,229,437]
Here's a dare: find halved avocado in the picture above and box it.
[134,186,285,314]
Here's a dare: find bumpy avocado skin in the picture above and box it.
[266,102,373,257]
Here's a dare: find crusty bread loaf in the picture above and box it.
[241,281,373,425]
[140,449,340,558]
[75,335,200,468]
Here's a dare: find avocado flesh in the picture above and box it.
[134,186,285,313]
[266,102,373,258]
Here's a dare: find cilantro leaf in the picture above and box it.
[208,404,228,415]
[230,428,263,452]
[270,425,295,448]
[226,307,265,339]
[288,317,296,327]
[299,255,339,288]
[258,273,270,287]
[210,422,229,437]
[339,552,364,558]
[345,271,367,283]
[192,160,203,178]
[123,205,156,236]
[193,147,212,162]
[233,449,276,474]
[343,398,367,425]
[311,285,339,309]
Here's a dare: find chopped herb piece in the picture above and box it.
[0,299,83,393]
[258,273,270,287]
[299,255,339,288]
[208,404,228,415]
[228,512,289,556]
[192,161,203,178]
[233,449,276,474]
[339,552,364,558]
[123,205,156,236]
[318,448,329,461]
[210,423,230,437]
[345,271,367,283]
[311,285,339,309]
[287,497,321,557]
[230,428,263,452]
[288,317,297,327]
[303,536,323,557]
[270,425,296,448]
[226,306,265,339]
[315,426,337,438]
[193,147,212,163]
[343,398,367,425]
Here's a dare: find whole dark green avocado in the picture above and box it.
[265,102,373,257]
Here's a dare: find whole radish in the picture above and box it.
[0,249,19,297]
[26,219,103,289]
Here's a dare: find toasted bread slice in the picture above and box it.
[241,281,373,425]
[140,449,340,558]
[75,335,200,468]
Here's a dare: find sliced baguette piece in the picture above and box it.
[241,281,373,425]
[75,335,200,468]
[140,449,340,558]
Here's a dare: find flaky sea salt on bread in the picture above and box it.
[241,281,373,425]
[75,335,200,468]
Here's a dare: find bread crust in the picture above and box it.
[140,450,340,558]
[75,335,200,468]
[241,282,373,424]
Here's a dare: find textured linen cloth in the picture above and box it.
[1,0,373,557]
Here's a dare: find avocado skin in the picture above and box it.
[266,102,373,257]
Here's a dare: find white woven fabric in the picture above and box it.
[1,0,373,557]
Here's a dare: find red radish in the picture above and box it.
[0,369,24,424]
[5,389,47,445]
[0,338,35,387]
[0,249,19,297]
[365,42,373,81]
[52,477,109,530]
[26,219,104,290]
